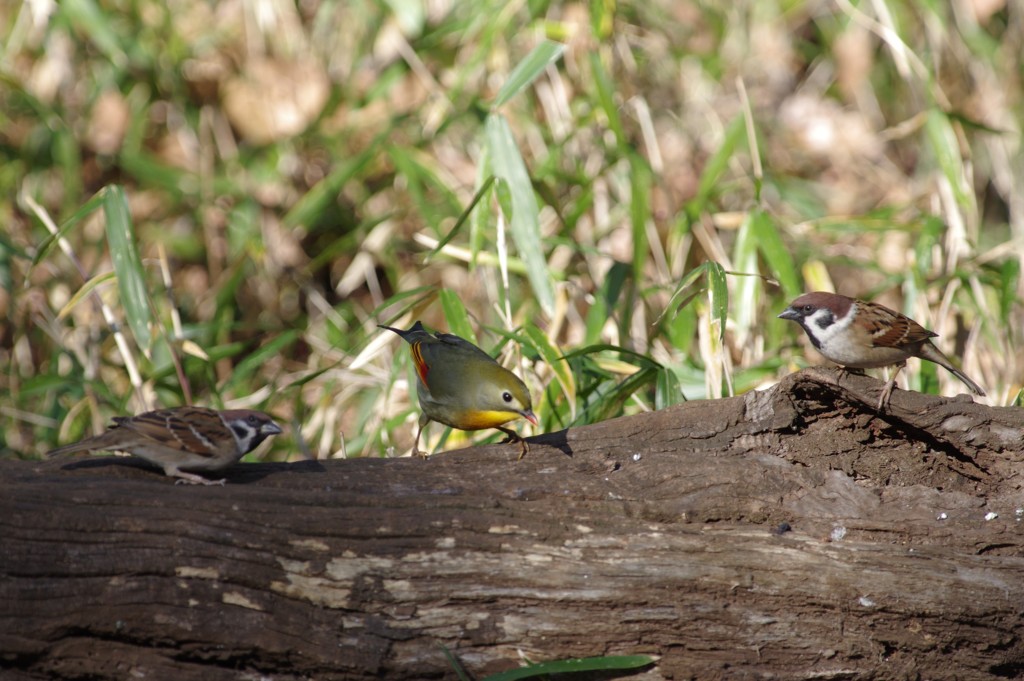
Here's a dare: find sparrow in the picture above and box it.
[47,406,283,485]
[778,292,985,410]
[379,321,538,459]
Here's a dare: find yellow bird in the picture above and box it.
[379,321,538,458]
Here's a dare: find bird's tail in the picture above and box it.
[920,342,985,396]
[948,366,986,396]
[46,441,97,458]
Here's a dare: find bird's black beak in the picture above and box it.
[263,422,284,436]
[777,307,799,321]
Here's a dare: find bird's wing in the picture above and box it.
[410,333,500,399]
[433,331,500,362]
[864,306,939,348]
[120,408,231,459]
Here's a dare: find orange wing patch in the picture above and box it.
[410,341,430,386]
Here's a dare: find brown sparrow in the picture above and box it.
[47,406,283,485]
[778,292,985,409]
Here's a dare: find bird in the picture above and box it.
[778,291,985,410]
[379,321,538,459]
[47,406,283,485]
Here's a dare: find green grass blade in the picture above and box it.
[280,366,334,392]
[924,108,973,211]
[750,209,800,300]
[439,645,473,681]
[117,149,194,199]
[0,236,13,294]
[732,213,759,342]
[998,258,1020,325]
[655,366,684,409]
[584,260,629,344]
[470,143,493,267]
[664,300,698,356]
[438,289,477,343]
[590,366,658,423]
[658,261,711,325]
[707,261,728,343]
[588,51,625,146]
[388,145,463,229]
[913,216,944,281]
[57,271,117,320]
[221,330,300,394]
[383,0,425,35]
[31,190,106,268]
[428,176,496,260]
[493,40,566,108]
[59,0,126,67]
[630,153,652,282]
[103,185,152,352]
[372,286,439,324]
[485,113,555,315]
[522,325,575,418]
[589,0,615,38]
[53,126,84,214]
[482,654,655,680]
[560,343,661,368]
[284,137,383,229]
[688,114,746,218]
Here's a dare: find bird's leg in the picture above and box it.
[169,469,227,486]
[497,426,529,460]
[877,361,906,411]
[412,419,429,459]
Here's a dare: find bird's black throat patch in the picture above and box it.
[803,322,823,350]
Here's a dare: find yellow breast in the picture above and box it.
[448,409,522,430]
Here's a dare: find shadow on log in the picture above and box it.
[2,368,1024,680]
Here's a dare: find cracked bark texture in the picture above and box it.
[2,368,1024,680]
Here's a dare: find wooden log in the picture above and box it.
[2,369,1022,680]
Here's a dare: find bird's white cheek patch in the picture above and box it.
[807,309,879,367]
[808,308,849,342]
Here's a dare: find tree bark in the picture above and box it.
[3,368,1023,680]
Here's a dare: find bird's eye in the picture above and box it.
[502,391,513,403]
[803,305,814,313]
[248,415,259,424]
